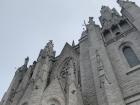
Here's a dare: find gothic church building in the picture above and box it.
[1,0,140,105]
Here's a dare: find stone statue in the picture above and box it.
[46,40,53,49]
[96,50,104,70]
[95,50,111,88]
[88,17,95,24]
[46,40,54,56]
[24,57,29,66]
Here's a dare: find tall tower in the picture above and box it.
[98,1,140,105]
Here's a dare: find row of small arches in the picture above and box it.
[103,20,131,42]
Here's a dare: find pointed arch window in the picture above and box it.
[123,46,140,67]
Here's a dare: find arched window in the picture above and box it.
[123,46,140,67]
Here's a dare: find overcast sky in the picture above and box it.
[0,0,140,100]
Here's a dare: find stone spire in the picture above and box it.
[45,40,54,56]
[72,40,75,47]
[37,40,55,62]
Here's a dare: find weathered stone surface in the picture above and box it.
[1,1,140,105]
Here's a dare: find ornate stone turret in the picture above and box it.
[45,40,54,56]
[38,40,55,61]
[99,6,122,30]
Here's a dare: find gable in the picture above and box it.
[56,43,79,60]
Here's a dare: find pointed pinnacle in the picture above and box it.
[72,40,75,47]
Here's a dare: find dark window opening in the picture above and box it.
[103,30,110,36]
[103,30,112,41]
[119,20,128,26]
[111,25,118,32]
[123,46,140,67]
[119,20,131,32]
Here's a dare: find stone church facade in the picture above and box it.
[1,0,140,105]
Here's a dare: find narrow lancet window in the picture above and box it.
[123,46,140,67]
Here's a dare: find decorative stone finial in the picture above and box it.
[46,40,54,48]
[88,17,95,24]
[117,0,135,7]
[72,40,75,47]
[45,40,54,57]
[24,57,29,66]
